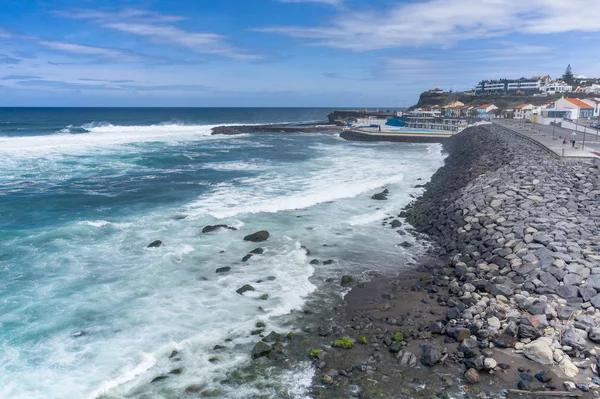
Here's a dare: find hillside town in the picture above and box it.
[408,65,600,128]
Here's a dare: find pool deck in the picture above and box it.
[493,120,600,163]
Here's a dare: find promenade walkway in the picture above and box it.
[493,120,600,163]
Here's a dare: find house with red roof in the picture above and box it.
[555,97,595,119]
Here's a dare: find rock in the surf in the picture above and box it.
[244,230,270,242]
[202,225,237,233]
[147,240,163,248]
[371,190,389,200]
[236,284,256,295]
[251,341,272,359]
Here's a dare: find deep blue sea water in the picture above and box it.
[0,108,444,399]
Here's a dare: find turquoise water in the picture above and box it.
[0,108,445,399]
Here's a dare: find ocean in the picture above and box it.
[0,108,445,399]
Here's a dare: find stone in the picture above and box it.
[242,254,253,262]
[216,267,231,273]
[539,272,559,290]
[458,337,479,358]
[490,199,502,209]
[202,224,237,233]
[556,285,579,299]
[236,284,255,295]
[147,240,163,248]
[371,190,388,200]
[398,351,417,368]
[420,345,442,367]
[586,274,600,291]
[493,334,516,348]
[559,357,580,378]
[262,331,284,343]
[250,247,264,254]
[464,368,480,384]
[487,317,501,330]
[562,328,586,351]
[589,327,600,343]
[390,220,402,228]
[340,275,356,287]
[523,338,554,365]
[243,230,270,242]
[534,370,552,383]
[590,294,600,309]
[532,233,552,246]
[251,341,272,359]
[563,273,582,286]
[483,358,497,370]
[579,286,597,302]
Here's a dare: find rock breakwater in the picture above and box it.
[404,124,600,391]
[305,124,600,398]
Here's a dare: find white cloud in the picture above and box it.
[103,23,261,61]
[259,0,600,51]
[54,8,186,23]
[39,40,141,61]
[55,8,261,61]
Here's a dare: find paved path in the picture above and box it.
[494,120,600,162]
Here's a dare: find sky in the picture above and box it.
[1,0,600,107]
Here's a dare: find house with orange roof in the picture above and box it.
[554,97,595,119]
[476,104,498,118]
[514,103,534,119]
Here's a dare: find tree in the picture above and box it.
[563,64,574,85]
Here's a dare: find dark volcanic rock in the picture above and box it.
[420,345,442,367]
[236,284,255,295]
[202,224,237,233]
[243,230,270,242]
[371,190,389,200]
[147,240,163,248]
[251,341,272,359]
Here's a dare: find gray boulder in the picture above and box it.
[244,230,270,242]
[562,328,587,351]
[251,341,272,359]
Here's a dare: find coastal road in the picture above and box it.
[502,120,600,153]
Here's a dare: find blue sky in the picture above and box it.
[1,0,599,107]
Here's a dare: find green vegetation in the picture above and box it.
[564,64,574,86]
[359,336,368,344]
[332,337,354,349]
[310,349,321,357]
[286,332,295,341]
[393,332,404,341]
[411,89,600,113]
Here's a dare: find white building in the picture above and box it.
[584,84,600,94]
[582,98,600,117]
[541,81,573,94]
[514,103,534,119]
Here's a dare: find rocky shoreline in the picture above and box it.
[299,124,600,398]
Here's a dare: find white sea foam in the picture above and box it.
[83,220,110,227]
[86,354,157,399]
[0,132,447,399]
[185,143,409,219]
[0,123,228,158]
